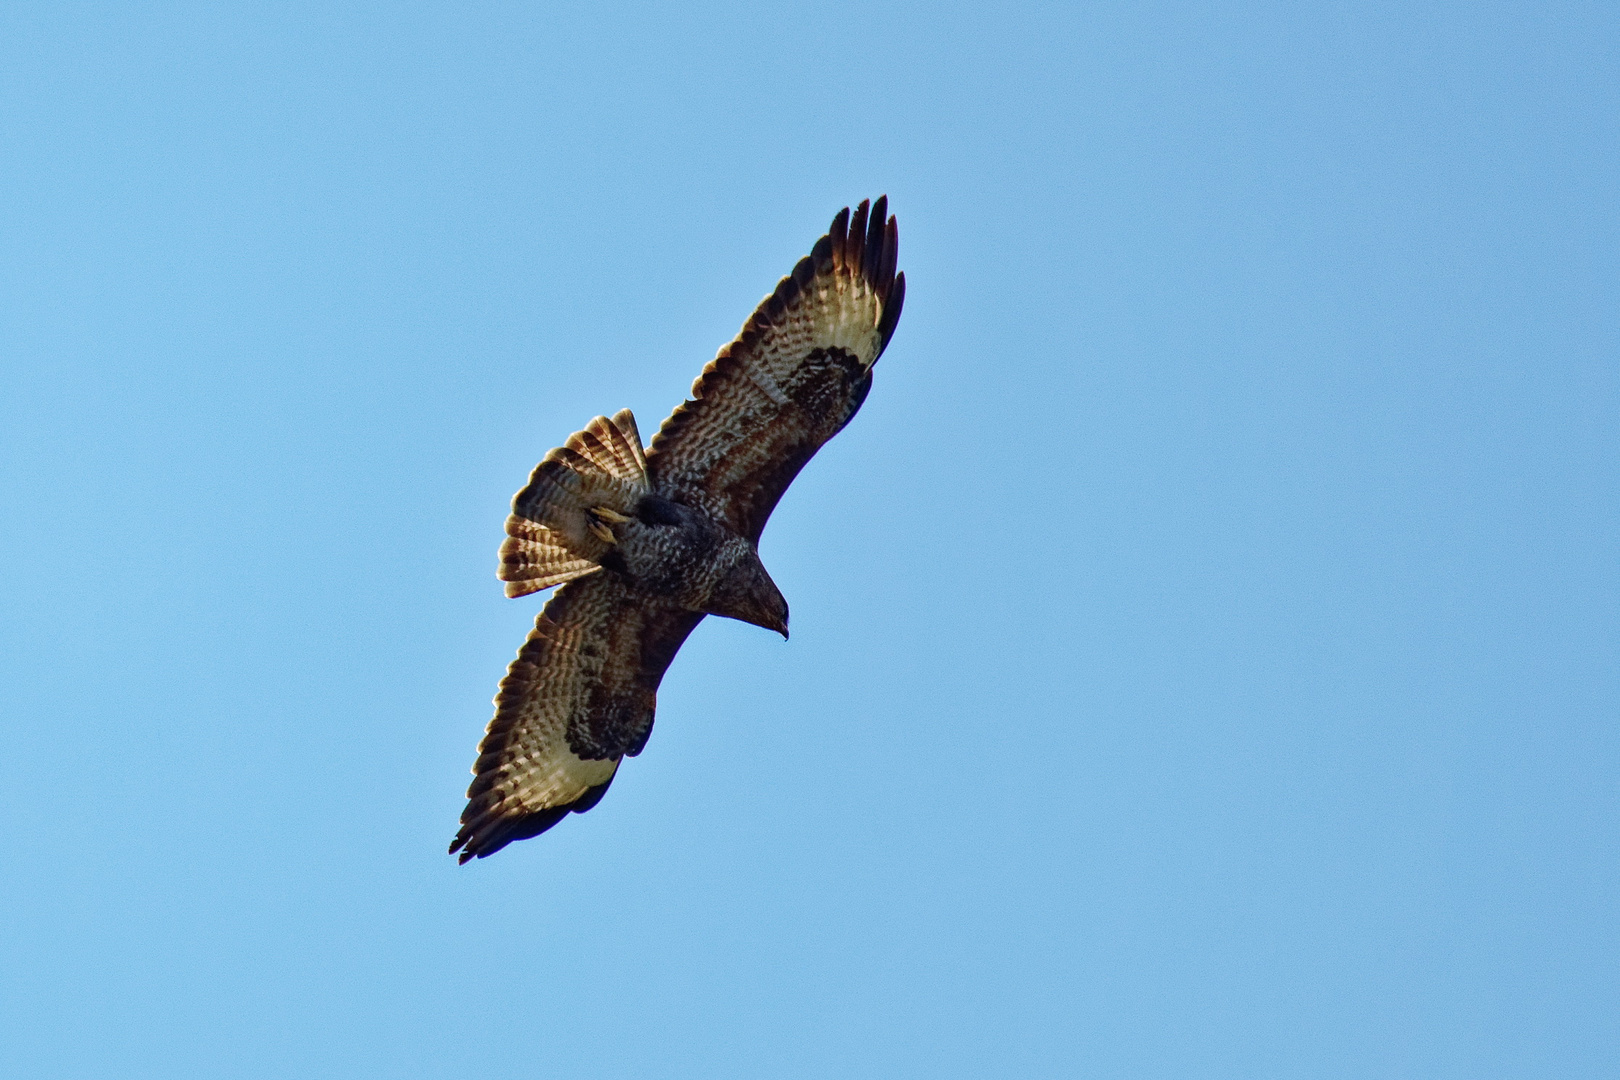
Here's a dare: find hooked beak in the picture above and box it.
[725,595,788,639]
[706,546,790,639]
[742,574,789,640]
[752,593,789,641]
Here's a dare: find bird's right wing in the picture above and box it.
[451,573,704,862]
[647,198,904,543]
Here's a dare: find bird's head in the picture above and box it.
[705,541,789,639]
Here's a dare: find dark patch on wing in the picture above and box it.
[567,604,703,759]
[567,684,654,760]
[787,346,867,420]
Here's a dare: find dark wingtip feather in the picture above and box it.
[828,206,850,271]
[829,204,850,237]
[764,290,787,325]
[864,196,887,285]
[451,806,571,863]
[876,271,905,352]
[878,215,899,293]
[846,200,870,275]
[772,269,801,312]
[809,234,834,272]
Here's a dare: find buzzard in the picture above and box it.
[451,198,905,862]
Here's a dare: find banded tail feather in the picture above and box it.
[498,516,599,598]
[503,410,652,578]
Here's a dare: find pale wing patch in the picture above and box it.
[475,615,616,808]
[738,271,884,390]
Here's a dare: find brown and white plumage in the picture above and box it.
[451,198,905,862]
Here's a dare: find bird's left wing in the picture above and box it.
[647,197,904,543]
[450,573,704,862]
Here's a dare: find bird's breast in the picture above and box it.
[603,516,727,608]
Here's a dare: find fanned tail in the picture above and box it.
[502,410,651,580]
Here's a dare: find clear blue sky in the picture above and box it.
[2,2,1615,1077]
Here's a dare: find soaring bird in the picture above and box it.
[451,199,904,862]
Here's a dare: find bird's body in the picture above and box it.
[589,491,787,636]
[451,199,904,862]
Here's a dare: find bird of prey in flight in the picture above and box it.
[451,198,905,862]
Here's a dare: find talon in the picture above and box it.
[587,520,617,544]
[592,506,631,524]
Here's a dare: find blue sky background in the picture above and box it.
[2,2,1615,1076]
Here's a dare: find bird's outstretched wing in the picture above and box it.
[450,573,704,862]
[647,197,905,543]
